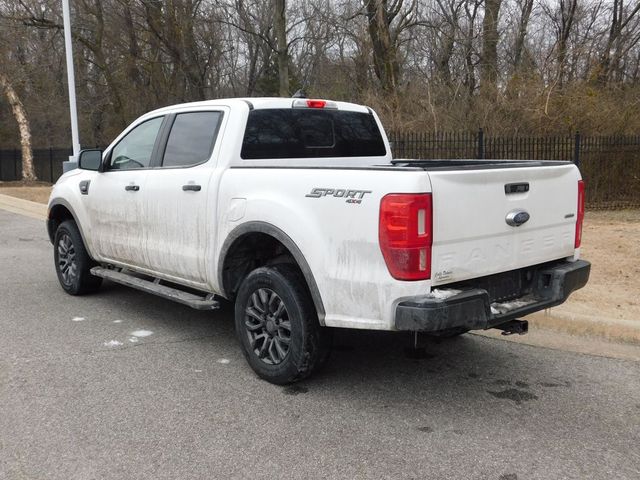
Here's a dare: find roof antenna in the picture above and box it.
[292,89,307,99]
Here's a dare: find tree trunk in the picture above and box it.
[463,1,480,100]
[0,72,36,181]
[512,0,533,72]
[274,0,289,97]
[436,26,455,85]
[364,0,400,94]
[480,0,502,99]
[557,0,578,87]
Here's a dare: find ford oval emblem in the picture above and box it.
[506,209,530,227]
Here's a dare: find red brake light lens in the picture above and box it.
[379,193,433,280]
[306,99,326,108]
[575,180,585,248]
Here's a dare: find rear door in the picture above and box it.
[87,115,165,267]
[428,163,579,285]
[141,109,226,288]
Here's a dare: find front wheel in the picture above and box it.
[53,220,102,295]
[234,265,331,384]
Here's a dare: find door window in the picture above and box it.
[108,116,164,170]
[162,112,222,167]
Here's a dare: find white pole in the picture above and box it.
[62,0,80,166]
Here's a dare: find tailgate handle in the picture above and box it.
[505,182,529,194]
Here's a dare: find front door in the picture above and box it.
[87,115,165,268]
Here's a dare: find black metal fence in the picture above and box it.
[2,131,639,208]
[0,147,72,185]
[389,130,640,209]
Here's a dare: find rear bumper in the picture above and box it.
[395,259,590,332]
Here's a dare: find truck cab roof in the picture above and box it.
[144,97,370,117]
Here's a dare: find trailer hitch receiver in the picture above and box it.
[495,319,528,336]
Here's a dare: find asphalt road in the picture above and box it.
[1,209,639,480]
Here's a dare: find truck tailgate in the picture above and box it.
[428,163,579,285]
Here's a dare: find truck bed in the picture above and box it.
[390,159,570,170]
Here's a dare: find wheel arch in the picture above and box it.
[218,221,326,323]
[47,198,95,259]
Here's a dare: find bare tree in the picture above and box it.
[3,0,640,146]
[0,71,35,181]
[480,0,502,98]
[598,0,640,83]
[512,0,534,72]
[221,0,275,95]
[274,0,290,96]
[364,0,400,93]
[556,0,578,86]
[462,0,481,98]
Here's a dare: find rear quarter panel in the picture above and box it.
[216,167,433,330]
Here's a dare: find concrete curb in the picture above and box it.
[524,310,640,345]
[0,193,47,220]
[474,328,640,362]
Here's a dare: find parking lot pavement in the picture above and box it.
[1,208,639,480]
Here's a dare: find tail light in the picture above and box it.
[575,180,585,248]
[379,193,433,280]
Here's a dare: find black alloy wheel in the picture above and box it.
[53,220,102,295]
[56,232,77,287]
[234,264,332,384]
[244,288,292,365]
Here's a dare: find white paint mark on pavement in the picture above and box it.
[113,320,123,324]
[128,337,139,343]
[72,317,85,322]
[217,358,230,364]
[130,330,153,337]
[103,340,123,347]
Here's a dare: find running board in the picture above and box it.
[90,267,220,310]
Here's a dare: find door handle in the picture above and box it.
[182,184,202,192]
[125,184,140,191]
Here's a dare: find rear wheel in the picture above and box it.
[53,220,102,295]
[234,264,331,384]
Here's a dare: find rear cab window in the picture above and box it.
[241,109,386,159]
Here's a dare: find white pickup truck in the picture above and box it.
[47,97,590,384]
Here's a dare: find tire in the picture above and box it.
[234,264,331,384]
[53,220,102,295]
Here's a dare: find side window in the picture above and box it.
[162,111,222,167]
[108,117,164,170]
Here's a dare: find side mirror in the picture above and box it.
[78,149,103,171]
